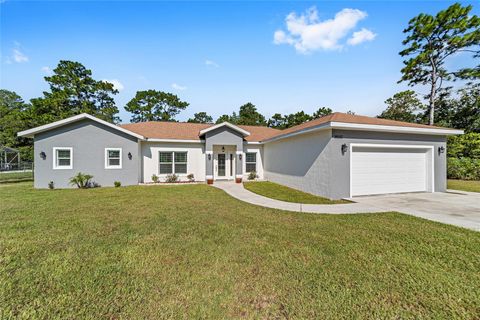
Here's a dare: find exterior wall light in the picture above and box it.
[239,154,242,160]
[128,152,132,160]
[208,154,211,161]
[438,146,445,155]
[40,151,46,159]
[222,146,225,152]
[341,144,348,155]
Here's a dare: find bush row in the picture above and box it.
[447,157,480,180]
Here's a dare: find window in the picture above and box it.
[105,148,122,169]
[245,152,256,173]
[53,147,73,169]
[159,151,187,174]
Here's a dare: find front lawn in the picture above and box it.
[0,171,33,183]
[448,179,480,193]
[1,183,479,319]
[243,181,349,204]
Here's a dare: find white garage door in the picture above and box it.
[351,146,430,196]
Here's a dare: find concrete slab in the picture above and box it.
[213,182,480,231]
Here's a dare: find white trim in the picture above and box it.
[53,147,73,170]
[235,151,243,155]
[349,143,435,198]
[199,122,250,137]
[146,138,203,143]
[158,151,188,175]
[246,141,262,145]
[330,122,463,136]
[206,175,213,179]
[206,150,213,154]
[18,113,145,140]
[262,122,463,143]
[105,148,122,169]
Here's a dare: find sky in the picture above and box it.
[1,0,478,123]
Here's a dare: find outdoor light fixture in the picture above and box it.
[438,146,445,154]
[222,146,225,152]
[128,152,132,160]
[239,154,242,160]
[341,144,348,155]
[208,154,211,160]
[40,151,46,159]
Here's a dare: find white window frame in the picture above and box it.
[245,152,257,173]
[105,148,122,169]
[158,151,188,175]
[53,147,73,170]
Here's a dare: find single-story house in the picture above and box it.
[18,112,463,199]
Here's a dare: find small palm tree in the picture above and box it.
[69,172,94,189]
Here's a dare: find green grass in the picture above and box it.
[243,181,349,204]
[0,171,33,183]
[448,179,480,193]
[1,183,479,319]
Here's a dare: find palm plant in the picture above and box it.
[69,172,94,189]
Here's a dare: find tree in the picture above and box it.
[284,111,312,128]
[312,107,333,119]
[267,113,287,129]
[378,90,425,123]
[237,103,267,126]
[30,60,120,124]
[399,3,480,125]
[125,90,189,122]
[216,114,233,124]
[0,90,34,161]
[187,112,213,124]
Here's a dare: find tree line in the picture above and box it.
[1,3,478,162]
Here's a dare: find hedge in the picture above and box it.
[447,157,480,180]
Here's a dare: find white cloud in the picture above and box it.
[274,7,372,53]
[12,48,29,63]
[347,28,376,45]
[102,79,124,91]
[205,59,219,68]
[171,83,187,91]
[41,66,53,75]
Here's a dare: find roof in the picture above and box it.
[18,112,463,143]
[17,113,145,140]
[120,121,281,142]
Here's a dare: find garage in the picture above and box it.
[350,144,433,197]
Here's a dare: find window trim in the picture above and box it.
[105,148,122,169]
[53,147,73,170]
[158,151,188,175]
[245,152,257,173]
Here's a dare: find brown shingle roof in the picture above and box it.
[120,113,454,142]
[120,121,281,142]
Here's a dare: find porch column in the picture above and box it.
[206,150,213,184]
[235,150,243,183]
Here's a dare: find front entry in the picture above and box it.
[214,151,235,180]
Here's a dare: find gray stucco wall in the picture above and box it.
[264,129,447,199]
[204,127,244,177]
[34,119,140,188]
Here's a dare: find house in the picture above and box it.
[18,112,463,199]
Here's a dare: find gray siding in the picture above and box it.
[264,129,447,200]
[34,119,140,188]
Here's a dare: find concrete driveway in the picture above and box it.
[352,191,480,231]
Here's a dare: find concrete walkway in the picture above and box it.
[213,182,480,231]
[213,181,382,214]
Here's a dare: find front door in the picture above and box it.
[217,154,226,178]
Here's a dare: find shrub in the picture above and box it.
[447,157,480,180]
[48,181,54,189]
[165,174,178,183]
[187,173,195,182]
[114,181,121,187]
[248,171,257,180]
[447,133,480,159]
[69,172,94,189]
[151,174,159,183]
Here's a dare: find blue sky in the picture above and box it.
[1,1,478,123]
